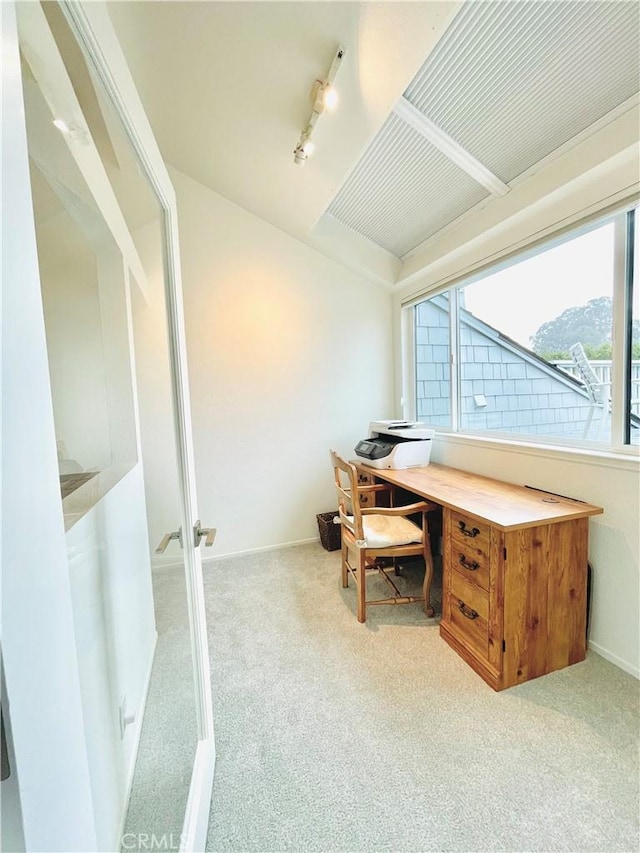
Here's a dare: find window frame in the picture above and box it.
[402,203,640,457]
[621,209,636,445]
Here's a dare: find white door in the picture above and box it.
[2,2,215,850]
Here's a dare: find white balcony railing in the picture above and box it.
[552,359,640,417]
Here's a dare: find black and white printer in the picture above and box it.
[354,420,434,469]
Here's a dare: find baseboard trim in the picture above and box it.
[152,538,322,572]
[588,640,639,679]
[151,558,186,572]
[201,537,320,563]
[179,736,216,853]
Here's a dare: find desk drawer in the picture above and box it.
[449,570,489,659]
[450,511,490,579]
[450,541,490,591]
[357,470,374,507]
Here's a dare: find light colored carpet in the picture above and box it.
[203,542,639,853]
[122,565,197,848]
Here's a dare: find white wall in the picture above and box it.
[39,240,140,475]
[66,465,156,852]
[130,220,184,562]
[97,245,139,469]
[40,253,113,471]
[153,168,395,557]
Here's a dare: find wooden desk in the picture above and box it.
[353,462,603,691]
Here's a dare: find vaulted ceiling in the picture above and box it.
[107,0,640,285]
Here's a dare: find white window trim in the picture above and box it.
[400,305,416,421]
[431,430,639,473]
[611,215,629,443]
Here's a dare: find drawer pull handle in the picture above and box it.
[459,554,480,571]
[458,600,479,620]
[458,521,480,538]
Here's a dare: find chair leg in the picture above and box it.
[422,521,435,618]
[341,538,348,588]
[356,549,366,623]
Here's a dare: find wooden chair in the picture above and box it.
[330,450,438,623]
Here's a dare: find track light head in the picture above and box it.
[293,136,315,166]
[311,80,338,114]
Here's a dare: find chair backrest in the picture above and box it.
[569,342,606,405]
[329,450,364,541]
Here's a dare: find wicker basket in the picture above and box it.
[316,511,341,551]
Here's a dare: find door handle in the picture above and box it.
[155,528,182,553]
[194,521,216,548]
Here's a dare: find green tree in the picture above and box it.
[531,297,613,357]
[532,297,640,359]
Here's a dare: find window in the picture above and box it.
[409,207,639,449]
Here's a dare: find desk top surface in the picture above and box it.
[353,462,604,531]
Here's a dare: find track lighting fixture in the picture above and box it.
[293,45,345,166]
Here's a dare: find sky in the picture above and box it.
[462,221,624,349]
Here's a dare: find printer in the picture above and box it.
[354,420,435,469]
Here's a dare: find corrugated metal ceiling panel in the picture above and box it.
[405,0,640,183]
[327,114,489,257]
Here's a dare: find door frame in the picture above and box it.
[57,3,216,848]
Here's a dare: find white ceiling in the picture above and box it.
[106,1,460,262]
[106,0,640,284]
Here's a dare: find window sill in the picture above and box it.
[432,430,640,472]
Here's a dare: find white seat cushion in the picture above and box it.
[346,514,423,548]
